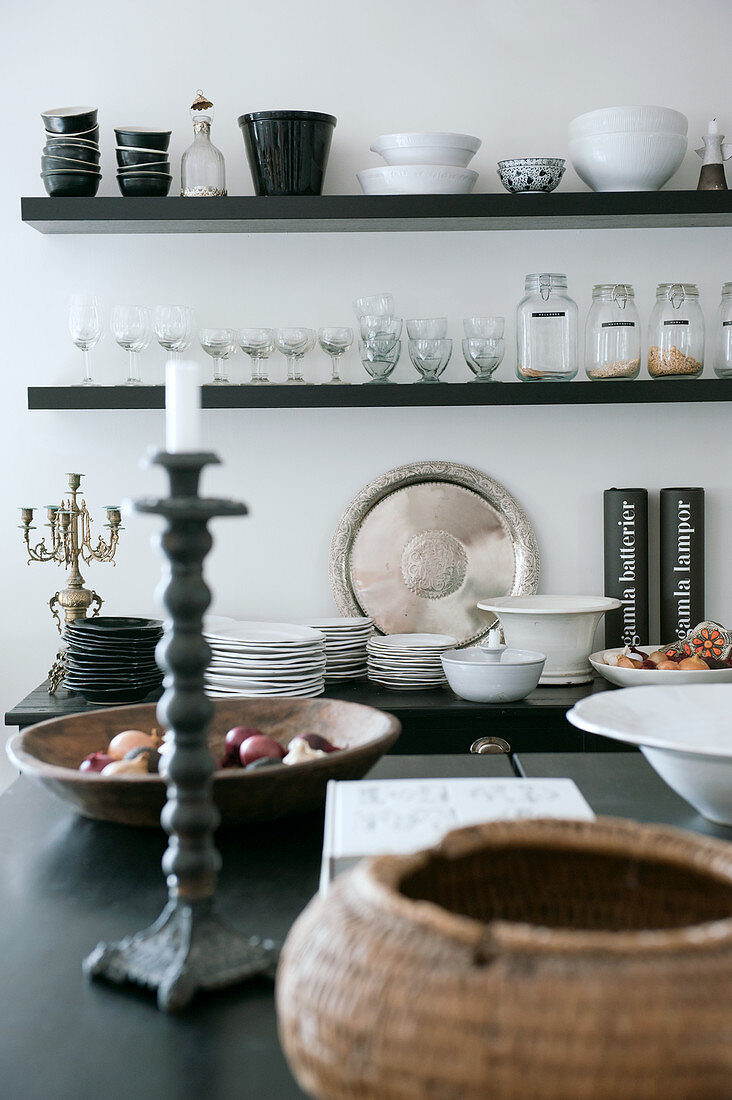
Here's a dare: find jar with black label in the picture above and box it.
[647,283,704,378]
[516,273,578,380]
[585,284,641,380]
[714,282,732,378]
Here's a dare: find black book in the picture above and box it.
[603,488,649,648]
[659,488,705,642]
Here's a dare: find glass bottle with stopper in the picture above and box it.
[181,90,227,197]
[696,118,731,191]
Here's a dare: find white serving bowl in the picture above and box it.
[568,684,732,825]
[442,646,545,703]
[357,165,478,196]
[569,131,687,192]
[590,645,732,688]
[370,132,482,168]
[477,596,621,685]
[569,105,688,141]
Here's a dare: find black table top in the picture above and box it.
[2,752,728,1100]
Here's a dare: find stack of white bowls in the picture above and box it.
[298,616,373,682]
[367,633,458,690]
[357,132,481,196]
[568,106,688,192]
[203,621,326,698]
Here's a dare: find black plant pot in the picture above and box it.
[237,110,336,196]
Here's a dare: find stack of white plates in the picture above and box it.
[367,633,458,690]
[203,621,327,698]
[298,617,374,682]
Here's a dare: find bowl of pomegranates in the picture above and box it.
[5,696,401,827]
[589,643,732,687]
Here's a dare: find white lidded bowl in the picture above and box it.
[569,105,688,141]
[568,131,687,192]
[370,132,482,168]
[442,647,546,702]
[590,645,732,687]
[477,596,621,685]
[568,684,732,825]
[357,165,478,196]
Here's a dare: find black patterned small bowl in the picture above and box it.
[497,158,565,193]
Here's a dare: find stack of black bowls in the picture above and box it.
[41,106,101,197]
[115,127,173,196]
[63,617,164,704]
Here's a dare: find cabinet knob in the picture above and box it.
[470,736,511,755]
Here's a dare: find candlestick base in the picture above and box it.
[83,898,279,1011]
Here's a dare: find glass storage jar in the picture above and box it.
[516,273,578,380]
[714,282,732,379]
[585,284,641,380]
[181,90,227,198]
[647,283,704,378]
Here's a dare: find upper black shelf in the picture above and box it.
[20,191,732,234]
[27,379,732,410]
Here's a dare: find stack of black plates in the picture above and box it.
[63,617,164,704]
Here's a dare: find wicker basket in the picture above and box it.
[276,817,732,1100]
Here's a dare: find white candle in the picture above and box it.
[165,358,202,452]
[708,118,720,135]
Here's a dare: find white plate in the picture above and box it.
[356,165,478,196]
[204,621,325,645]
[590,646,732,687]
[296,616,373,629]
[205,684,325,699]
[369,633,458,649]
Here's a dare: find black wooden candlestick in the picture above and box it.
[83,451,278,1010]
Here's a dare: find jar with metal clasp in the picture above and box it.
[516,273,578,381]
[585,283,641,380]
[648,283,704,378]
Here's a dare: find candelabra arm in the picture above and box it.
[23,529,62,564]
[49,592,63,634]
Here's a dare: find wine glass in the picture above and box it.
[318,326,354,385]
[462,336,504,381]
[154,305,195,361]
[238,328,275,384]
[199,328,237,384]
[408,337,452,383]
[111,305,152,386]
[69,294,102,386]
[359,338,401,383]
[274,328,315,385]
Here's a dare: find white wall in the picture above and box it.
[2,0,732,748]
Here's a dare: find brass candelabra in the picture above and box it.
[19,472,123,634]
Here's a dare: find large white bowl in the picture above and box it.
[441,646,545,703]
[569,105,688,141]
[567,684,732,825]
[569,131,687,192]
[590,645,732,688]
[370,132,482,168]
[477,596,621,685]
[357,165,478,196]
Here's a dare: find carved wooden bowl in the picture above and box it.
[6,697,400,827]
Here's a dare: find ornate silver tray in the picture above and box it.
[329,460,540,647]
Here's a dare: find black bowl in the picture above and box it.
[116,147,171,167]
[117,160,170,175]
[117,172,172,197]
[43,142,100,164]
[115,128,171,151]
[237,109,336,196]
[46,124,99,144]
[41,171,101,197]
[42,154,101,174]
[41,106,98,134]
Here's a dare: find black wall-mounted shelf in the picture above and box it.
[20,191,732,234]
[27,379,732,410]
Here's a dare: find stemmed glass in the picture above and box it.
[111,305,152,386]
[462,338,505,381]
[274,328,315,385]
[359,315,403,356]
[406,317,448,339]
[318,326,354,385]
[69,294,102,386]
[359,339,401,383]
[353,293,394,319]
[154,305,195,362]
[238,328,275,384]
[408,337,453,383]
[199,328,237,385]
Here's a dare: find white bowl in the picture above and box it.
[569,105,688,141]
[370,132,482,168]
[477,596,621,685]
[442,647,545,702]
[568,684,732,825]
[590,645,732,687]
[357,165,478,196]
[569,131,687,192]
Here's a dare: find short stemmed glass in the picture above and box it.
[353,293,394,319]
[199,328,237,384]
[462,337,505,381]
[359,315,403,357]
[318,326,354,384]
[408,337,453,383]
[359,338,401,383]
[154,305,195,362]
[238,328,275,384]
[69,294,102,386]
[274,327,315,385]
[111,305,152,386]
[406,317,448,339]
[463,316,504,340]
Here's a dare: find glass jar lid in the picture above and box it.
[592,283,635,301]
[722,282,732,296]
[655,282,699,300]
